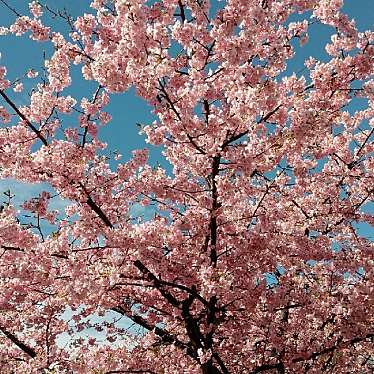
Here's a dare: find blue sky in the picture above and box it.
[0,0,373,237]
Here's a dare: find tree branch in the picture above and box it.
[0,326,36,359]
[0,90,48,146]
[292,333,374,363]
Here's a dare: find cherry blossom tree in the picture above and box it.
[0,0,373,372]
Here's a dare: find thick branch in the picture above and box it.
[208,156,221,267]
[133,260,181,307]
[176,0,186,22]
[79,183,113,229]
[112,306,195,358]
[86,195,114,228]
[0,90,48,146]
[0,326,36,359]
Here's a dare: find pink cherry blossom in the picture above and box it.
[29,1,43,18]
[0,0,372,373]
[0,105,10,123]
[13,82,23,92]
[26,69,38,78]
